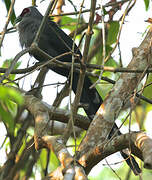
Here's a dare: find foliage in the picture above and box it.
[0,59,23,134]
[0,85,23,133]
[3,0,16,24]
[144,0,150,11]
[0,0,152,179]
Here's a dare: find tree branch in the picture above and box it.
[78,26,152,170]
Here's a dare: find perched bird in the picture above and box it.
[15,6,141,175]
[15,6,101,120]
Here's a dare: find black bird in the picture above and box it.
[15,6,141,175]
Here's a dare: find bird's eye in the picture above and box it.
[20,8,30,17]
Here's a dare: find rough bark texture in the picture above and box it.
[78,27,152,161]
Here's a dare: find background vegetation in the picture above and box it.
[0,0,152,179]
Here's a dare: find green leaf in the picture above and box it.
[32,0,37,6]
[8,88,23,105]
[0,104,14,133]
[0,86,23,105]
[40,149,47,169]
[2,59,21,69]
[105,57,118,67]
[2,59,21,81]
[39,149,59,173]
[107,21,119,45]
[143,74,152,101]
[91,44,113,65]
[49,151,60,171]
[104,58,119,80]
[0,86,23,134]
[61,16,78,31]
[144,0,150,11]
[4,0,16,24]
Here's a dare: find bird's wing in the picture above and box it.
[42,19,82,62]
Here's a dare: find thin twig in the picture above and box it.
[0,48,30,83]
[63,0,97,143]
[104,0,133,62]
[33,0,58,44]
[6,51,72,83]
[90,2,106,89]
[50,0,130,17]
[0,27,16,35]
[0,0,16,49]
[2,62,152,75]
[105,159,121,180]
[118,42,123,67]
[69,0,85,155]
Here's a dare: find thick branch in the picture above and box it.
[78,27,152,165]
[78,131,146,174]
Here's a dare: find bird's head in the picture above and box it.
[14,6,42,25]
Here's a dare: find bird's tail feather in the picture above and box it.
[120,151,141,175]
[72,73,102,120]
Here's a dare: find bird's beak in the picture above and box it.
[14,15,22,25]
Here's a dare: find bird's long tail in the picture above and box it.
[72,72,102,120]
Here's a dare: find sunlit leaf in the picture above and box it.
[0,104,14,133]
[0,86,23,134]
[144,0,150,11]
[1,59,21,81]
[2,59,21,69]
[49,150,60,171]
[32,0,37,6]
[0,86,23,105]
[143,74,152,101]
[39,149,59,173]
[61,16,78,31]
[7,88,23,105]
[40,149,47,169]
